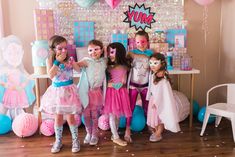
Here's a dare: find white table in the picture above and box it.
[31,68,200,128]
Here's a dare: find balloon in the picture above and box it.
[0,114,12,134]
[98,114,110,131]
[193,100,200,116]
[194,0,215,6]
[12,113,38,137]
[40,119,54,136]
[197,106,215,124]
[119,116,126,128]
[75,0,97,8]
[131,113,146,132]
[105,0,122,9]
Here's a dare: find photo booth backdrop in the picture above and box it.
[36,0,184,45]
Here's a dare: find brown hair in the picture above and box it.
[135,30,150,42]
[88,39,104,58]
[48,35,68,62]
[150,53,171,85]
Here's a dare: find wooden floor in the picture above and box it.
[1,118,235,157]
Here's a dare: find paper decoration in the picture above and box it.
[128,38,137,51]
[150,43,168,53]
[175,35,185,48]
[123,3,156,31]
[34,9,55,40]
[74,21,95,47]
[166,29,187,46]
[75,0,97,8]
[105,0,122,9]
[31,40,49,67]
[111,33,128,50]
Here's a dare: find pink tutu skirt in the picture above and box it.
[103,87,132,118]
[88,88,103,108]
[40,84,82,114]
[3,89,29,109]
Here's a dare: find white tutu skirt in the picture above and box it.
[40,84,82,114]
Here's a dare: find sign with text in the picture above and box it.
[123,3,156,31]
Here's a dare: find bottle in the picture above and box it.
[166,52,173,70]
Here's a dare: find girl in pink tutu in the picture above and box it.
[147,53,180,142]
[40,35,82,153]
[77,40,106,146]
[103,42,132,146]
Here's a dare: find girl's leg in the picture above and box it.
[140,88,149,116]
[149,124,163,142]
[67,114,80,153]
[89,106,99,145]
[109,113,127,146]
[155,124,164,138]
[0,105,7,114]
[125,88,138,142]
[51,114,63,153]
[83,106,92,144]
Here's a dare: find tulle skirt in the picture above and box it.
[2,89,30,109]
[40,84,82,114]
[88,88,103,108]
[103,87,132,118]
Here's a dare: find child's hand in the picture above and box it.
[56,52,66,62]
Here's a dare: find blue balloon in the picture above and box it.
[0,114,12,134]
[197,106,215,124]
[119,116,126,128]
[131,112,146,132]
[81,115,85,125]
[193,100,200,116]
[133,105,144,115]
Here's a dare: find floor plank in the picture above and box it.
[0,118,235,157]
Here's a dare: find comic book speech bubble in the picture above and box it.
[123,3,156,31]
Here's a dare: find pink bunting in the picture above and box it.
[105,0,122,9]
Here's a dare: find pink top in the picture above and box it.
[108,66,128,84]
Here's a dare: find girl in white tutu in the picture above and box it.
[40,35,82,153]
[147,53,180,142]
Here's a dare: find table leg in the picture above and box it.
[177,75,180,91]
[189,74,195,128]
[35,78,42,133]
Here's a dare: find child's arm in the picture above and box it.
[77,59,88,67]
[127,51,149,59]
[47,53,64,79]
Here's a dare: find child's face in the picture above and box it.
[135,35,148,51]
[54,41,68,61]
[108,47,116,62]
[149,57,161,73]
[88,44,102,60]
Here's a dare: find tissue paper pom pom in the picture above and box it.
[40,119,54,136]
[98,114,110,131]
[12,113,38,137]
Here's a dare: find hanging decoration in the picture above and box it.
[123,3,156,31]
[75,0,97,8]
[194,0,215,46]
[105,0,122,9]
[194,0,215,6]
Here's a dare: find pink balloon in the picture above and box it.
[105,0,122,9]
[194,0,215,6]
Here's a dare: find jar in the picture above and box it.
[31,40,49,74]
[180,54,192,71]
